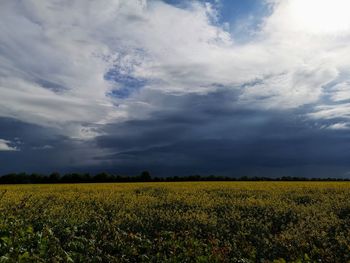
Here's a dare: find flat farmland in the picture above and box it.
[1,182,350,262]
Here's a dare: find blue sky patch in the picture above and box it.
[162,0,272,42]
[105,69,147,99]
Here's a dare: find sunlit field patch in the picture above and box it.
[1,182,350,262]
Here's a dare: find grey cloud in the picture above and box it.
[91,90,350,177]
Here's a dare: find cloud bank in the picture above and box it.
[1,0,350,176]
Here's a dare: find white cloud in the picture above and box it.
[0,139,18,151]
[0,0,126,138]
[309,104,350,120]
[266,0,350,35]
[327,123,350,130]
[32,145,54,150]
[329,82,350,102]
[239,66,337,109]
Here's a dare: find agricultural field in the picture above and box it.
[1,182,350,262]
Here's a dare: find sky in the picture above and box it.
[1,0,350,177]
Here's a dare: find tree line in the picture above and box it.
[0,171,349,184]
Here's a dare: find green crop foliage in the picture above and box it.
[1,182,350,262]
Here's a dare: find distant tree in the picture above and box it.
[139,171,151,181]
[82,173,91,182]
[49,172,60,183]
[95,172,111,182]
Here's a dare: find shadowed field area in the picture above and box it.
[1,182,350,262]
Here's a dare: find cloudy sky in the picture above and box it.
[1,0,350,177]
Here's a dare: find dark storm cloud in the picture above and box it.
[0,118,106,174]
[2,89,350,177]
[92,90,350,177]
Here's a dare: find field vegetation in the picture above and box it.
[1,182,350,262]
